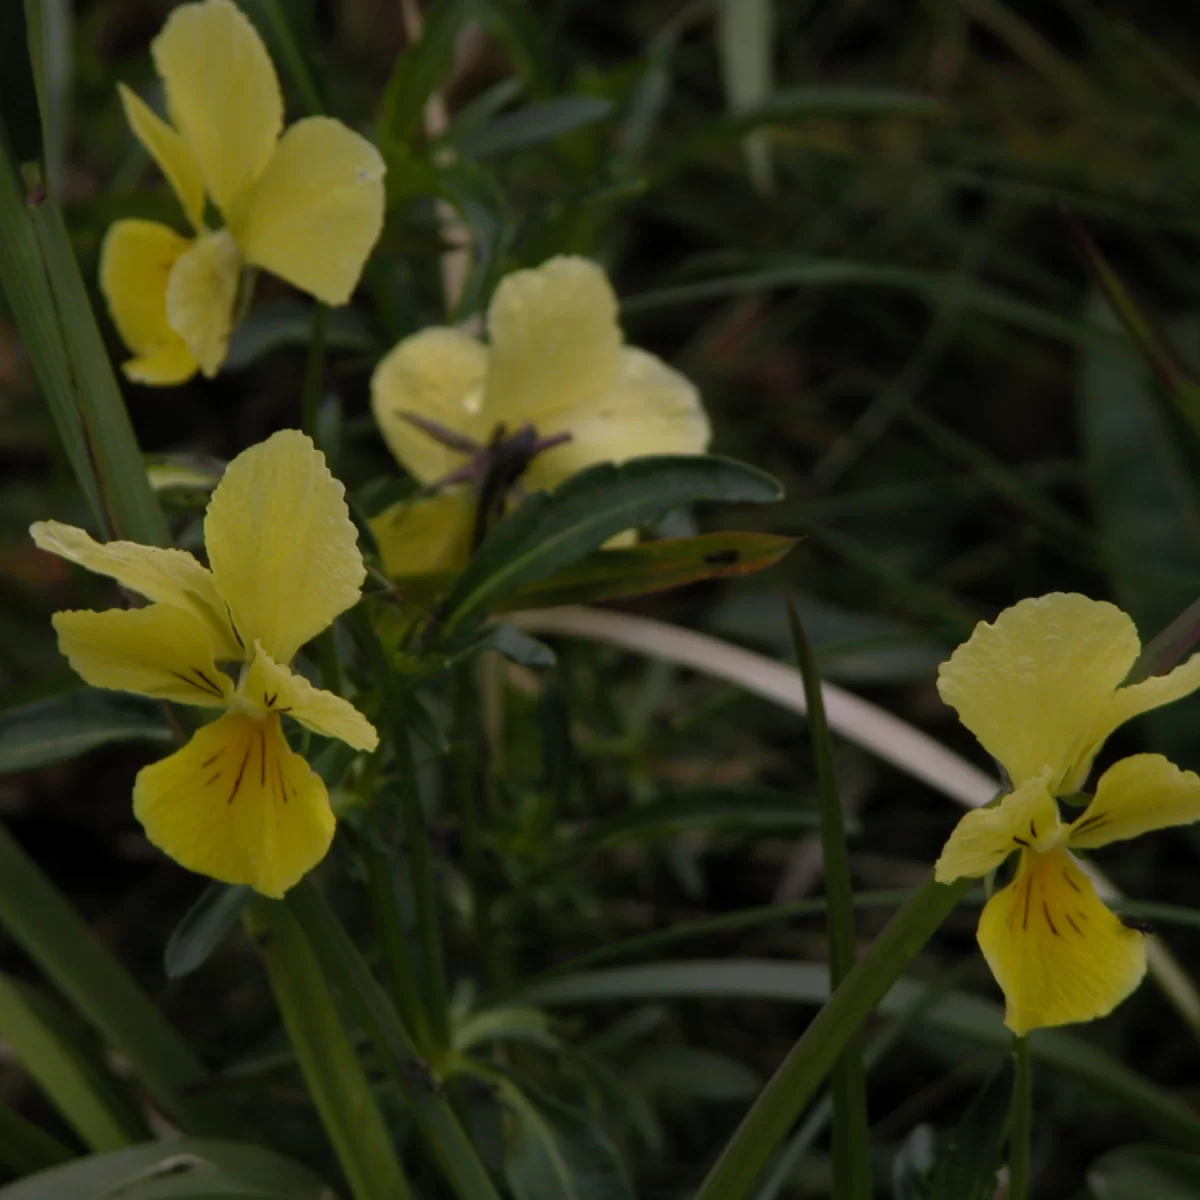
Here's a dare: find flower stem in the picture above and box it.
[300,303,328,444]
[1009,1034,1033,1200]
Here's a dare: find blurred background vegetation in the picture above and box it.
[7,0,1200,1196]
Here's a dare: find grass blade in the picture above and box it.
[786,604,871,1200]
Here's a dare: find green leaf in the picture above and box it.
[0,976,143,1151]
[927,1058,1014,1200]
[439,455,783,632]
[787,605,870,1200]
[1079,293,1200,758]
[164,884,253,980]
[456,96,614,158]
[0,1104,72,1177]
[2,4,43,166]
[1089,1145,1200,1199]
[489,1076,634,1200]
[474,623,557,668]
[0,692,172,776]
[631,1045,761,1102]
[224,299,375,370]
[623,259,1118,350]
[244,899,416,1200]
[377,0,474,148]
[520,957,1200,1149]
[0,825,232,1136]
[397,533,796,613]
[0,1139,332,1200]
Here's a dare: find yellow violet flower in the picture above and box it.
[369,255,711,576]
[934,593,1200,1035]
[30,431,378,898]
[101,0,385,386]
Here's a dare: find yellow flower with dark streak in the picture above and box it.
[935,593,1200,1034]
[102,0,385,385]
[31,431,377,897]
[368,255,710,576]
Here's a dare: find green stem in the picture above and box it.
[245,899,414,1200]
[787,605,871,1200]
[1009,1035,1033,1200]
[300,303,328,444]
[362,842,433,1054]
[350,608,451,1051]
[694,872,972,1199]
[287,881,503,1200]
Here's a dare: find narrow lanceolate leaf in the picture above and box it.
[0,824,232,1136]
[0,1103,71,1177]
[1067,216,1200,439]
[0,976,144,1151]
[455,96,614,158]
[394,533,796,613]
[0,692,172,776]
[1088,1145,1200,1199]
[377,0,473,149]
[0,138,168,546]
[164,883,253,979]
[0,1139,332,1200]
[927,1058,1014,1200]
[439,456,783,632]
[787,606,871,1200]
[244,899,415,1200]
[2,3,44,166]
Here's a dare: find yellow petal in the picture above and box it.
[30,520,241,659]
[133,712,334,898]
[240,644,378,751]
[1103,652,1200,746]
[371,328,489,485]
[933,769,1058,883]
[52,605,232,707]
[99,220,197,385]
[165,229,241,378]
[484,256,621,427]
[205,430,365,665]
[523,347,711,492]
[151,0,282,218]
[370,490,478,578]
[1068,753,1200,850]
[232,117,385,305]
[117,84,205,230]
[977,848,1145,1035]
[937,594,1140,789]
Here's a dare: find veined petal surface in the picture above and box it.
[205,430,365,664]
[52,605,233,707]
[933,770,1058,883]
[233,118,385,306]
[977,848,1145,1035]
[99,220,197,385]
[1069,754,1200,849]
[371,328,489,485]
[937,594,1141,788]
[523,346,711,491]
[165,230,241,378]
[117,84,206,230]
[240,645,378,751]
[484,256,621,427]
[151,0,282,218]
[370,490,478,578]
[31,520,240,659]
[133,712,334,898]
